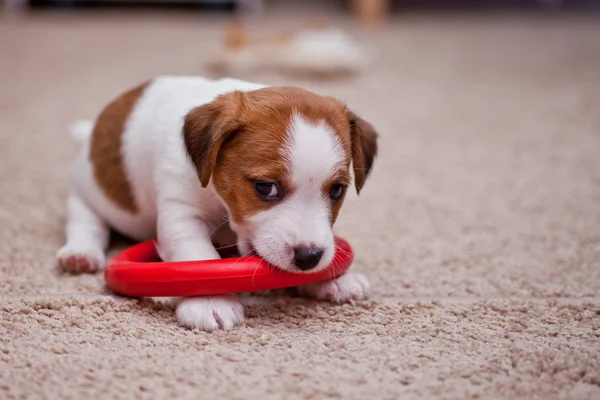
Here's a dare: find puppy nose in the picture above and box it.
[294,246,324,271]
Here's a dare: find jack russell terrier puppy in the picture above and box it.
[57,76,378,332]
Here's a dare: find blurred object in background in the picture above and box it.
[209,20,368,79]
[4,0,263,12]
[351,0,389,24]
[5,0,600,20]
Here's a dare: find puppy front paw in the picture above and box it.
[298,272,371,303]
[56,245,105,273]
[176,295,244,332]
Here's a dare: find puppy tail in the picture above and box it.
[69,119,94,144]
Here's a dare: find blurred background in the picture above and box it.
[6,0,600,14]
[3,0,599,118]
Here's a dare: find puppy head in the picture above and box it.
[184,87,378,272]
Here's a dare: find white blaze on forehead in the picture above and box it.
[284,113,346,186]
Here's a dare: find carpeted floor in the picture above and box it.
[1,10,600,400]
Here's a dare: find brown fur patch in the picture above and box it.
[347,113,379,193]
[183,86,377,224]
[213,128,289,224]
[89,81,149,213]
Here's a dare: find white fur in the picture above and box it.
[56,193,109,272]
[175,295,244,332]
[69,119,94,144]
[297,272,371,303]
[58,76,370,332]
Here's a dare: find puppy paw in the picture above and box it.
[56,245,105,273]
[298,272,371,303]
[176,295,244,332]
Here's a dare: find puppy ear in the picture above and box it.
[348,113,379,194]
[183,91,246,187]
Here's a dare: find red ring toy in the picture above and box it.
[105,236,354,297]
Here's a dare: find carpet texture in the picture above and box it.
[1,11,600,400]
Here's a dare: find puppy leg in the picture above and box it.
[56,193,109,273]
[157,200,244,332]
[297,272,371,303]
[175,295,244,332]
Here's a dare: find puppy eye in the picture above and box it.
[329,183,346,201]
[255,181,279,200]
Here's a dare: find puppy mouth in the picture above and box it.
[248,243,292,271]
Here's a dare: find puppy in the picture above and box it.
[57,76,378,331]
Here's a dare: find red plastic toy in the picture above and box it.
[105,236,354,297]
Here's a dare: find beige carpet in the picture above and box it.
[1,10,600,400]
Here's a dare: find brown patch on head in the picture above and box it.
[183,86,378,223]
[89,81,149,213]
